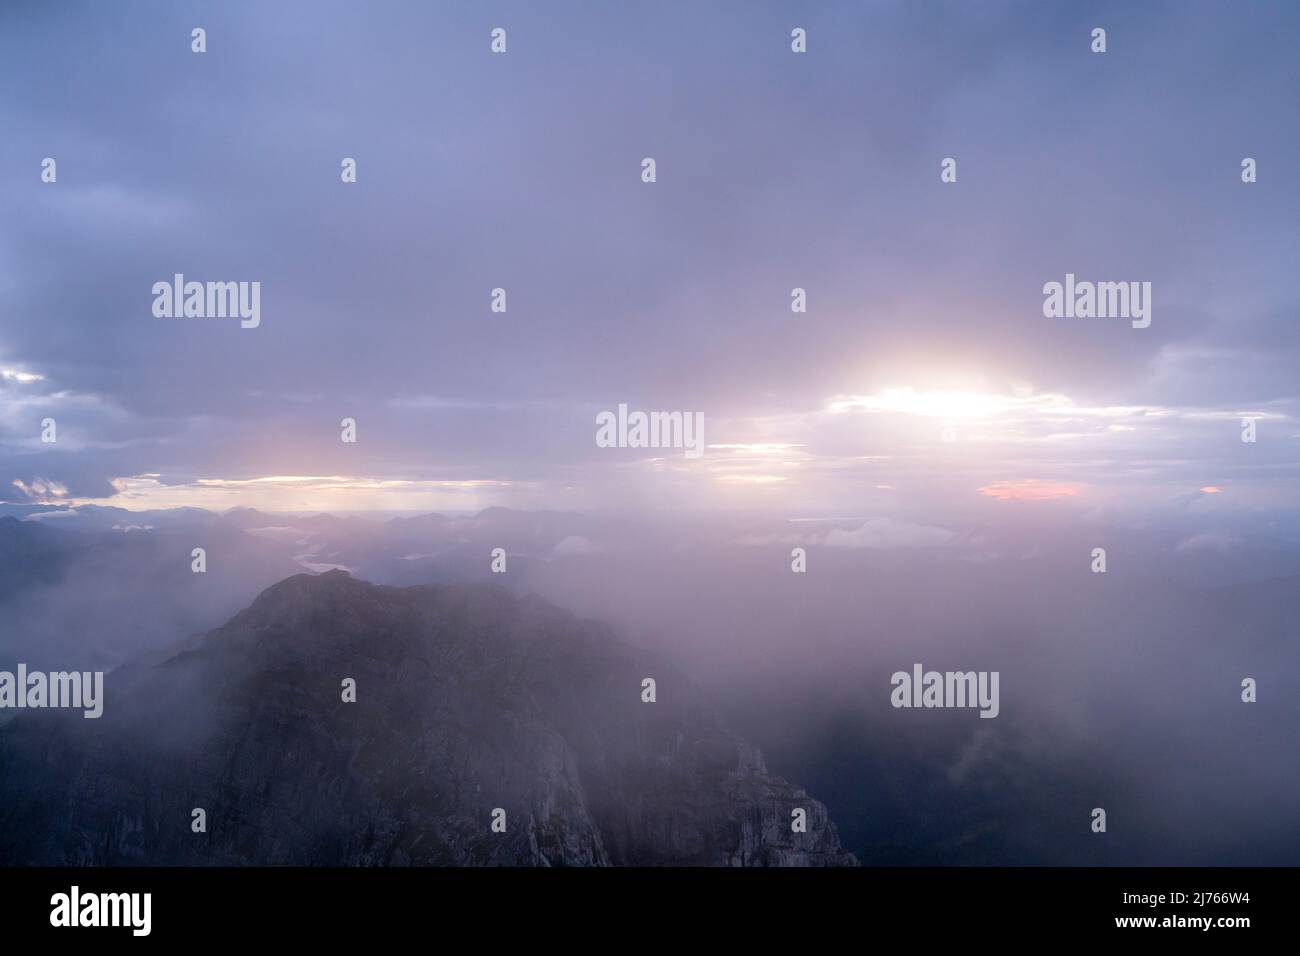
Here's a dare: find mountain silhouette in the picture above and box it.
[0,570,855,866]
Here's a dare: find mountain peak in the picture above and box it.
[0,572,855,867]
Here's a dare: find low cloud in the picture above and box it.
[823,518,958,550]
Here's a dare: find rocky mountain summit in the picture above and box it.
[0,571,855,866]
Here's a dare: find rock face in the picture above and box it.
[0,571,855,866]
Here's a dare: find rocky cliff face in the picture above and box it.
[0,571,855,866]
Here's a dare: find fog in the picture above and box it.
[3,505,1297,864]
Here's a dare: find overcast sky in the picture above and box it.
[1,1,1297,519]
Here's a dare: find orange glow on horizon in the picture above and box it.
[977,480,1081,502]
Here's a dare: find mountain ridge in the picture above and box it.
[0,570,856,866]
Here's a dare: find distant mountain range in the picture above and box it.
[0,570,854,865]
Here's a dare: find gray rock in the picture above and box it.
[0,571,856,866]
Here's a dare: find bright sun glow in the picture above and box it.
[828,387,1068,421]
